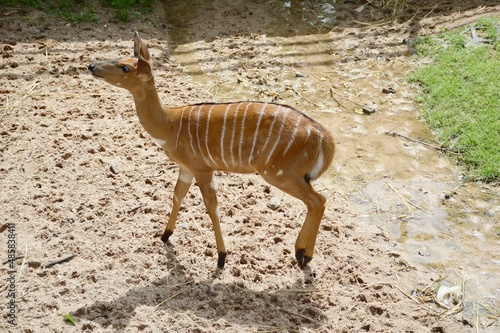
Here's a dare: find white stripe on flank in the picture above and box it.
[265,108,291,165]
[282,114,303,156]
[229,102,243,166]
[175,106,189,149]
[238,103,252,164]
[205,104,218,167]
[187,105,196,155]
[195,105,209,164]
[306,125,313,142]
[220,104,233,168]
[248,103,268,164]
[261,106,281,153]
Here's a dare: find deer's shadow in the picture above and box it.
[74,245,325,331]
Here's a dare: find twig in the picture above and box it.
[422,3,439,21]
[2,82,42,117]
[329,86,365,108]
[2,256,24,265]
[188,212,203,235]
[385,108,417,133]
[363,282,421,305]
[387,183,413,215]
[44,254,77,268]
[278,307,315,323]
[352,19,387,26]
[155,288,188,308]
[271,288,322,294]
[127,204,147,214]
[421,274,448,294]
[393,284,421,305]
[290,87,319,107]
[385,131,456,154]
[407,199,430,214]
[147,170,164,178]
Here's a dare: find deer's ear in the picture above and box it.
[133,31,141,57]
[137,54,152,81]
[139,42,151,61]
[133,31,151,61]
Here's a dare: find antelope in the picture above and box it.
[88,32,335,269]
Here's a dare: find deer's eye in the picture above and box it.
[121,65,130,73]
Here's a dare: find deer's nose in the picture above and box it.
[88,64,96,72]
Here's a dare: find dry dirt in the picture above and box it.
[1,1,499,332]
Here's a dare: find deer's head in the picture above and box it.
[88,32,153,91]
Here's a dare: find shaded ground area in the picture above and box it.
[1,0,499,332]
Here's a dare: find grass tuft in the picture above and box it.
[409,18,500,182]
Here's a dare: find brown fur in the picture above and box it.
[88,32,335,269]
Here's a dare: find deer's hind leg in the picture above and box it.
[262,174,326,268]
[161,167,193,242]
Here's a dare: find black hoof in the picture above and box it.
[296,249,312,269]
[161,230,173,243]
[217,252,227,269]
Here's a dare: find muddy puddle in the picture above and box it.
[162,0,499,311]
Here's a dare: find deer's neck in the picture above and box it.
[129,79,168,140]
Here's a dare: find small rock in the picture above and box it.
[382,87,396,94]
[418,246,431,257]
[362,106,376,114]
[110,165,119,174]
[267,197,281,210]
[436,285,462,307]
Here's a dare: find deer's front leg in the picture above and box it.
[161,167,193,242]
[194,171,227,269]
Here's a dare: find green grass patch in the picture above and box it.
[409,18,500,182]
[101,0,154,22]
[1,0,154,22]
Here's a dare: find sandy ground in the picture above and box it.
[1,1,499,332]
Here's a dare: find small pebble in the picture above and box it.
[418,246,431,257]
[382,87,396,94]
[267,197,281,210]
[110,165,119,174]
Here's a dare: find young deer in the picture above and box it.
[88,32,335,269]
